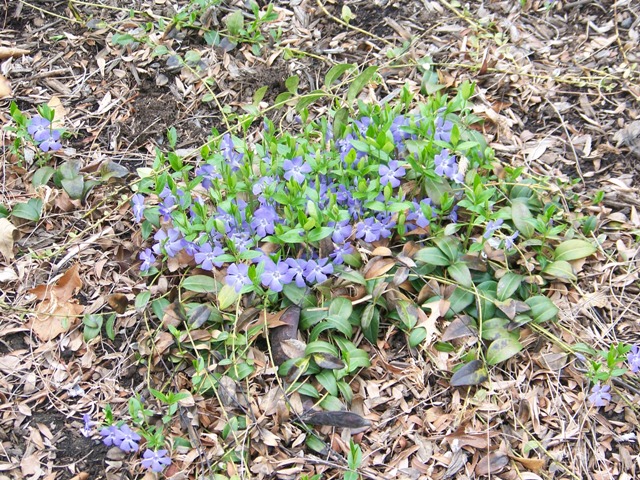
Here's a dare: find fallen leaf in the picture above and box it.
[475,452,509,476]
[47,95,67,129]
[0,46,30,59]
[0,74,11,99]
[0,218,19,260]
[30,263,83,302]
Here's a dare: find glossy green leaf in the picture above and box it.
[347,66,378,103]
[542,260,576,281]
[183,275,217,293]
[11,198,42,222]
[554,239,596,261]
[486,336,523,365]
[496,272,523,301]
[324,63,355,87]
[450,360,488,386]
[305,341,339,357]
[409,327,427,347]
[316,369,338,396]
[448,261,472,288]
[414,247,450,266]
[295,90,326,112]
[511,199,535,238]
[218,284,239,310]
[435,236,461,263]
[525,295,558,323]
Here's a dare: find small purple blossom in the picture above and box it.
[627,345,640,373]
[196,164,221,189]
[588,383,611,407]
[285,258,308,288]
[194,242,224,271]
[331,221,353,244]
[354,116,373,136]
[434,116,454,143]
[226,263,252,293]
[251,205,279,238]
[390,115,412,147]
[139,248,156,272]
[131,194,145,223]
[28,115,62,152]
[449,205,459,223]
[80,414,96,438]
[228,231,253,253]
[115,424,141,452]
[379,160,406,188]
[483,219,504,239]
[282,156,312,184]
[355,217,382,243]
[100,425,120,447]
[407,199,434,229]
[504,231,520,249]
[434,149,457,179]
[304,258,334,284]
[141,449,172,473]
[261,260,293,293]
[330,243,354,265]
[158,195,176,222]
[220,133,244,171]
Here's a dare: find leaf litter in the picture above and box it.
[0,0,639,479]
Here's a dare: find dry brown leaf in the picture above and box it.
[30,263,82,302]
[363,256,396,279]
[47,95,67,129]
[0,74,11,99]
[475,452,509,476]
[0,46,30,59]
[0,218,19,260]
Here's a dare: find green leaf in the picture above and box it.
[423,176,453,207]
[225,9,244,36]
[253,85,268,104]
[295,90,325,112]
[511,199,535,238]
[333,107,349,139]
[525,295,558,323]
[218,284,239,310]
[316,369,338,396]
[496,272,523,301]
[434,236,460,263]
[307,226,333,242]
[11,198,42,222]
[32,166,55,187]
[542,260,577,281]
[486,336,523,365]
[305,341,339,357]
[306,434,327,454]
[347,66,378,103]
[61,176,85,200]
[414,247,450,266]
[105,313,116,341]
[450,360,488,386]
[447,262,472,288]
[183,275,217,293]
[167,126,177,149]
[285,75,299,93]
[554,239,596,261]
[319,395,344,412]
[409,327,427,347]
[328,297,352,321]
[135,291,151,310]
[324,63,355,87]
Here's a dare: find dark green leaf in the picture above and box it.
[414,247,450,266]
[511,199,535,238]
[11,198,42,222]
[486,336,523,365]
[347,66,378,103]
[450,360,488,386]
[324,63,355,87]
[496,272,523,301]
[525,295,558,323]
[183,275,217,293]
[32,166,55,187]
[448,262,472,288]
[542,260,576,281]
[61,176,85,199]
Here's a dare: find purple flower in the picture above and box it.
[226,263,252,293]
[260,259,293,293]
[250,205,279,238]
[434,116,454,143]
[141,449,172,473]
[407,199,434,229]
[131,194,145,223]
[355,217,382,243]
[354,116,373,136]
[504,231,519,249]
[282,156,312,184]
[28,115,62,152]
[158,195,176,222]
[483,219,504,239]
[331,221,353,244]
[449,205,459,223]
[80,414,96,438]
[196,164,221,189]
[194,242,224,270]
[100,425,120,447]
[379,160,406,188]
[390,115,411,146]
[627,345,640,373]
[139,248,156,272]
[376,213,396,239]
[285,258,308,288]
[115,424,141,452]
[588,383,611,407]
[252,175,276,196]
[220,133,244,171]
[330,243,354,265]
[228,231,253,253]
[304,258,334,284]
[152,228,183,257]
[434,149,457,179]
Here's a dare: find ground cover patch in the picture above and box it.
[1,0,639,479]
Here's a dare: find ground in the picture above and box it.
[1,0,639,479]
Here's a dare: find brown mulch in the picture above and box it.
[1,0,639,479]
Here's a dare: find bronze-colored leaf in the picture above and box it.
[269,305,301,367]
[300,410,371,428]
[450,360,488,387]
[475,452,509,476]
[106,293,130,314]
[442,315,477,342]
